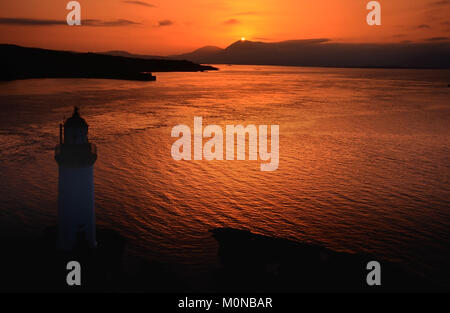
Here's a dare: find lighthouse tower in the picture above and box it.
[55,107,97,251]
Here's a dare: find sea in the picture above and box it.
[0,65,449,288]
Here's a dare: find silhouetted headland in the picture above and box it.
[211,228,442,292]
[0,44,218,81]
[0,226,186,292]
[0,226,445,292]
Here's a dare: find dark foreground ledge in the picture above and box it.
[0,227,186,292]
[0,44,218,81]
[211,227,441,292]
[0,226,445,292]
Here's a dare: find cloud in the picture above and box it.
[417,24,431,29]
[123,1,156,8]
[0,18,65,26]
[84,19,140,26]
[0,17,139,27]
[223,19,239,25]
[430,0,450,5]
[282,38,330,44]
[425,36,449,41]
[155,20,173,27]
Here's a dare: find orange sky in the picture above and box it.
[0,0,449,55]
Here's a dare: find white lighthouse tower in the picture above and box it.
[55,107,97,251]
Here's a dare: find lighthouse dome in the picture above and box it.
[65,106,88,128]
[64,107,89,144]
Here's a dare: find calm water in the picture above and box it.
[0,65,449,286]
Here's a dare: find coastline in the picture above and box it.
[0,226,443,292]
[0,44,218,81]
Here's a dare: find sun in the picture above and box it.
[241,37,246,41]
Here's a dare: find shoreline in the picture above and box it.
[0,226,445,292]
[0,44,218,82]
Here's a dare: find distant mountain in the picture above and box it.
[0,44,217,81]
[100,50,166,60]
[169,46,223,63]
[108,46,225,64]
[171,39,450,69]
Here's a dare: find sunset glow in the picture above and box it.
[0,0,449,54]
[0,0,449,296]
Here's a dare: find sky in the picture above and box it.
[0,0,449,55]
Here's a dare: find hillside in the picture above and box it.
[170,39,450,69]
[0,44,217,81]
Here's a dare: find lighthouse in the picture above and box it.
[55,107,97,251]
